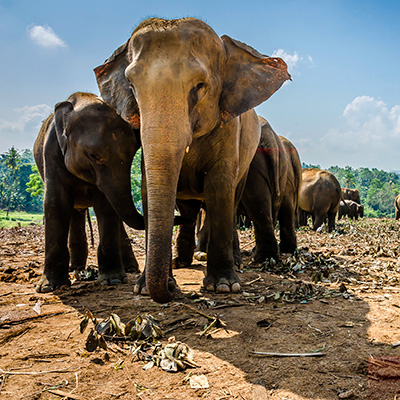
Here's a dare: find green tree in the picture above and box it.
[1,146,21,216]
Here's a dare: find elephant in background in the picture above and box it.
[236,118,302,262]
[338,199,363,220]
[299,168,342,232]
[342,188,361,204]
[174,118,302,266]
[94,17,289,303]
[34,92,145,293]
[395,194,400,220]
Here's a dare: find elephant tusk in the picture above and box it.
[186,146,190,153]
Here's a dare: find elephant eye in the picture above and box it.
[195,82,205,92]
[88,153,103,164]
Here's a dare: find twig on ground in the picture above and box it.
[249,351,325,357]
[178,303,226,326]
[0,311,65,328]
[0,368,78,375]
[240,239,256,250]
[46,389,84,400]
[246,275,262,285]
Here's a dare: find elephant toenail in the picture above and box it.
[231,282,241,292]
[216,283,230,293]
[110,278,121,285]
[205,283,215,291]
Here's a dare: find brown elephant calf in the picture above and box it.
[34,92,144,292]
[299,168,342,232]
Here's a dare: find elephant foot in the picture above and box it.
[203,272,241,293]
[133,273,176,296]
[172,257,192,269]
[97,270,127,286]
[36,274,71,293]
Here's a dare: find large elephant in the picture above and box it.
[174,119,301,265]
[237,118,302,261]
[33,92,145,292]
[338,199,363,220]
[395,194,400,220]
[298,168,342,232]
[342,187,361,204]
[94,18,289,303]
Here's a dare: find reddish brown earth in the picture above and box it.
[1,218,400,400]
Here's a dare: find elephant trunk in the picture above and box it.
[141,120,190,304]
[98,173,145,231]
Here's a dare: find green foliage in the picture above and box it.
[130,148,142,212]
[327,165,400,218]
[0,210,43,228]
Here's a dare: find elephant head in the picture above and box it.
[94,18,290,303]
[54,94,145,230]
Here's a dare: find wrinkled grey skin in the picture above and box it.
[34,92,144,293]
[94,18,290,303]
[298,168,342,232]
[338,199,363,220]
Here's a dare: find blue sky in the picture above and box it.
[1,0,400,170]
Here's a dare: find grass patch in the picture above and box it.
[0,210,43,229]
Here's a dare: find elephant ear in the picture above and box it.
[94,41,140,129]
[54,101,73,155]
[220,35,291,123]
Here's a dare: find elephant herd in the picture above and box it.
[32,18,363,304]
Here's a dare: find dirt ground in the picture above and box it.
[1,218,400,400]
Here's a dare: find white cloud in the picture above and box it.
[0,104,52,152]
[28,25,66,49]
[294,96,400,170]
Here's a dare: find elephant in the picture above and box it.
[395,194,400,220]
[33,92,145,293]
[298,168,342,232]
[94,17,290,303]
[342,187,361,205]
[338,199,363,220]
[236,118,302,262]
[174,119,302,265]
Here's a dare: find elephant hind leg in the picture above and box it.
[120,223,140,273]
[327,210,337,232]
[68,208,88,271]
[278,197,297,254]
[312,212,326,231]
[173,200,202,269]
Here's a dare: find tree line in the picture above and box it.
[1,146,398,219]
[304,163,400,218]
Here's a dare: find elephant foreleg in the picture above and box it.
[93,191,127,285]
[36,186,73,293]
[203,178,240,293]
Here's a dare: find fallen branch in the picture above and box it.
[178,303,226,326]
[0,311,65,328]
[0,368,77,375]
[46,389,84,400]
[250,351,325,357]
[240,239,256,250]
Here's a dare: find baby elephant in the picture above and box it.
[338,199,363,220]
[34,92,144,293]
